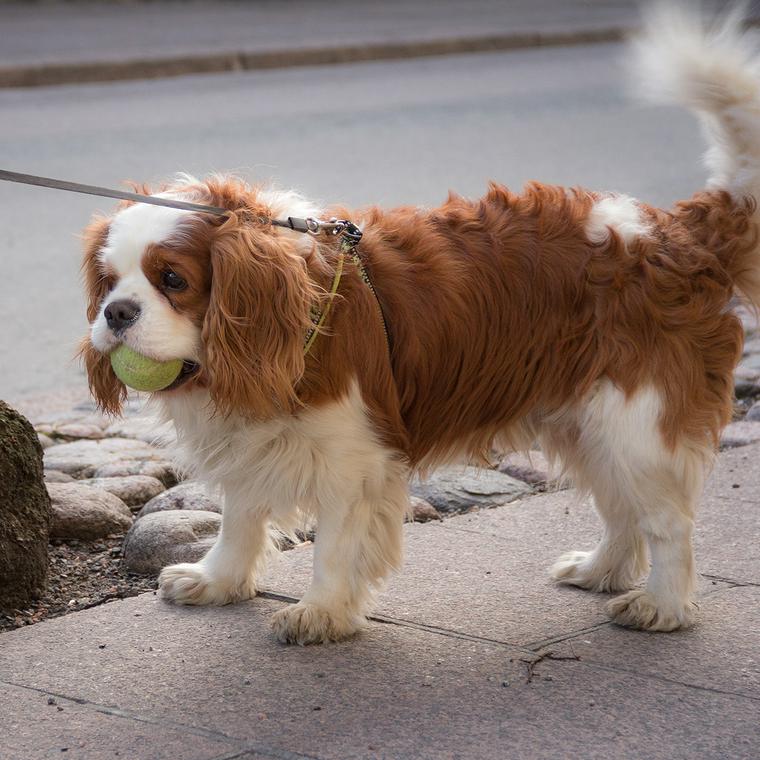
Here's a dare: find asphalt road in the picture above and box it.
[0,42,704,402]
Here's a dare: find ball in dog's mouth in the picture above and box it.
[110,345,199,392]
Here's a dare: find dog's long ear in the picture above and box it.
[79,215,127,415]
[202,212,318,419]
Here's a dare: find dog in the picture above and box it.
[82,4,760,643]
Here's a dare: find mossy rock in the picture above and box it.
[0,400,51,610]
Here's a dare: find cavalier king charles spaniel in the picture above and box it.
[82,5,760,643]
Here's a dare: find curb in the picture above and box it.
[0,27,624,89]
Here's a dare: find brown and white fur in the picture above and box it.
[82,4,760,642]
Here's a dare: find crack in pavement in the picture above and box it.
[0,680,322,760]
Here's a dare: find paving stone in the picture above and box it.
[263,490,611,646]
[549,585,760,700]
[699,443,760,583]
[137,481,221,518]
[410,465,533,514]
[77,475,166,510]
[47,483,133,540]
[1,682,233,760]
[43,438,166,479]
[122,510,220,575]
[0,594,756,760]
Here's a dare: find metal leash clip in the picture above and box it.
[303,217,363,248]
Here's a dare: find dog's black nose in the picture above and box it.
[104,299,140,332]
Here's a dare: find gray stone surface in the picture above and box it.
[720,420,760,449]
[104,416,176,446]
[0,593,757,760]
[0,401,50,610]
[137,481,221,518]
[745,400,760,421]
[122,510,221,575]
[699,443,760,584]
[410,465,533,514]
[92,459,178,487]
[47,483,133,540]
[77,475,166,510]
[43,438,166,479]
[498,450,554,489]
[409,495,442,522]
[43,469,75,483]
[2,681,233,760]
[549,585,760,700]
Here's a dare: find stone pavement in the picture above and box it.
[3,0,760,88]
[2,442,758,759]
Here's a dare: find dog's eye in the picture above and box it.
[161,270,187,292]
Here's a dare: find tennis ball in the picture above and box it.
[110,345,183,392]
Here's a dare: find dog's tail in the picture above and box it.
[630,2,760,308]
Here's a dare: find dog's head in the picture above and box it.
[81,176,321,418]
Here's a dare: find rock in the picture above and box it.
[37,432,56,450]
[720,421,760,449]
[53,422,105,440]
[43,437,168,479]
[92,459,178,487]
[104,416,176,446]
[122,510,221,575]
[137,481,221,518]
[498,451,552,489]
[0,401,51,610]
[44,470,75,483]
[745,401,760,421]
[47,483,133,540]
[734,366,760,399]
[409,496,442,522]
[76,476,166,510]
[410,466,533,514]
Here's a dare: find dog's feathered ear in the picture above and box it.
[79,215,127,415]
[202,212,318,419]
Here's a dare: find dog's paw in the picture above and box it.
[270,602,363,645]
[606,589,696,631]
[158,562,256,606]
[550,550,640,593]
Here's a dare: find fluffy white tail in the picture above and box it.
[630,2,760,199]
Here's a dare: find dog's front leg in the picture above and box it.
[159,484,272,606]
[271,465,408,645]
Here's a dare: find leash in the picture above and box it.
[0,168,390,355]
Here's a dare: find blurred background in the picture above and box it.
[2,0,759,406]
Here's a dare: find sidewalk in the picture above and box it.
[3,0,758,88]
[2,441,758,759]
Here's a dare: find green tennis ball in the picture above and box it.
[110,345,183,392]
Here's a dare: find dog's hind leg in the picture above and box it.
[270,461,408,645]
[549,380,704,630]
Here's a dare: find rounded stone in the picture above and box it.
[47,483,133,540]
[44,470,76,483]
[77,475,166,510]
[122,510,221,575]
[409,496,442,523]
[0,401,51,610]
[43,437,165,479]
[745,401,760,421]
[137,481,221,519]
[92,459,178,487]
[410,466,533,514]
